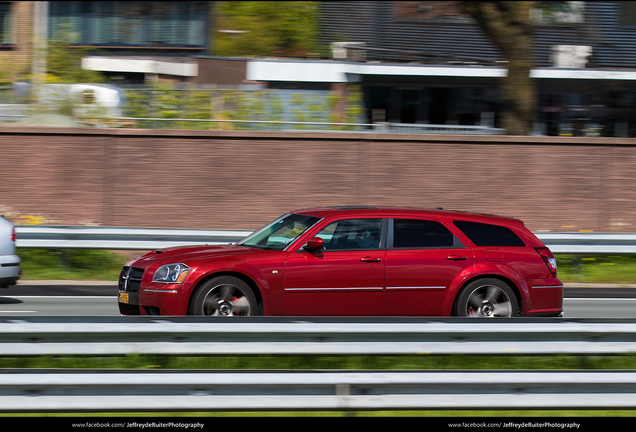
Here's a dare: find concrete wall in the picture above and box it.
[1,127,635,233]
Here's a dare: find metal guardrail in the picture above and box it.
[14,225,636,253]
[1,318,636,411]
[1,318,635,356]
[15,225,252,250]
[536,232,636,253]
[2,369,636,412]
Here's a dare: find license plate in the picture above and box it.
[119,292,129,304]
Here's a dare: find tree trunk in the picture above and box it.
[462,1,536,135]
[500,47,535,136]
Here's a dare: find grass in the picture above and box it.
[2,354,636,370]
[555,254,636,284]
[17,248,131,281]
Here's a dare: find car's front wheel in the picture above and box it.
[455,278,519,317]
[189,276,259,316]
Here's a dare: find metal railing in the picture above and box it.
[2,318,636,411]
[14,225,636,253]
[2,369,636,412]
[90,117,506,135]
[14,225,251,250]
[1,114,506,134]
[534,232,636,253]
[1,318,635,356]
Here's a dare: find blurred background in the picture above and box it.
[1,1,636,233]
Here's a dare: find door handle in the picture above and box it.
[360,257,381,262]
[447,255,468,261]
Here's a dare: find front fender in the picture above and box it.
[187,253,286,316]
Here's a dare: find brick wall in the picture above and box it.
[1,127,635,233]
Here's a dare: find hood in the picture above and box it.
[128,244,266,267]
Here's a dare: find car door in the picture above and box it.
[283,218,386,316]
[384,218,475,316]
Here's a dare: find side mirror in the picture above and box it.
[304,237,324,250]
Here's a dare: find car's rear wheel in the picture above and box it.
[455,278,519,317]
[189,276,259,316]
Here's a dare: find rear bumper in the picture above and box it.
[0,255,21,288]
[525,278,563,317]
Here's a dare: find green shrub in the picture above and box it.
[17,249,128,281]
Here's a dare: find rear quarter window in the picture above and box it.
[393,219,460,248]
[453,220,526,247]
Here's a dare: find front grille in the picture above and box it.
[118,266,144,293]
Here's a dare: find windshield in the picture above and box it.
[236,213,321,250]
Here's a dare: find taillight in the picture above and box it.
[535,247,557,275]
[11,227,16,242]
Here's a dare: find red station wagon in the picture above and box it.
[118,207,563,317]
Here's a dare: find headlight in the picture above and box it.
[152,263,190,284]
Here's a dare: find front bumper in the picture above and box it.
[118,288,189,316]
[118,265,191,315]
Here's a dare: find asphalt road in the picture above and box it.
[1,281,635,318]
[0,281,118,317]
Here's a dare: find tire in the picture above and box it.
[189,276,259,316]
[455,278,519,317]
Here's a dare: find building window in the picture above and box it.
[620,2,636,26]
[48,1,208,48]
[394,1,469,22]
[0,2,14,45]
[532,1,584,24]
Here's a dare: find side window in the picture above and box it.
[392,219,460,248]
[453,220,526,247]
[315,218,383,250]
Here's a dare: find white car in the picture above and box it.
[0,216,20,288]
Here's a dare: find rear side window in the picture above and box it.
[453,220,526,247]
[392,219,460,248]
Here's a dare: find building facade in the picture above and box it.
[0,2,36,83]
[4,1,636,137]
[1,1,210,85]
[49,1,209,83]
[315,1,636,137]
